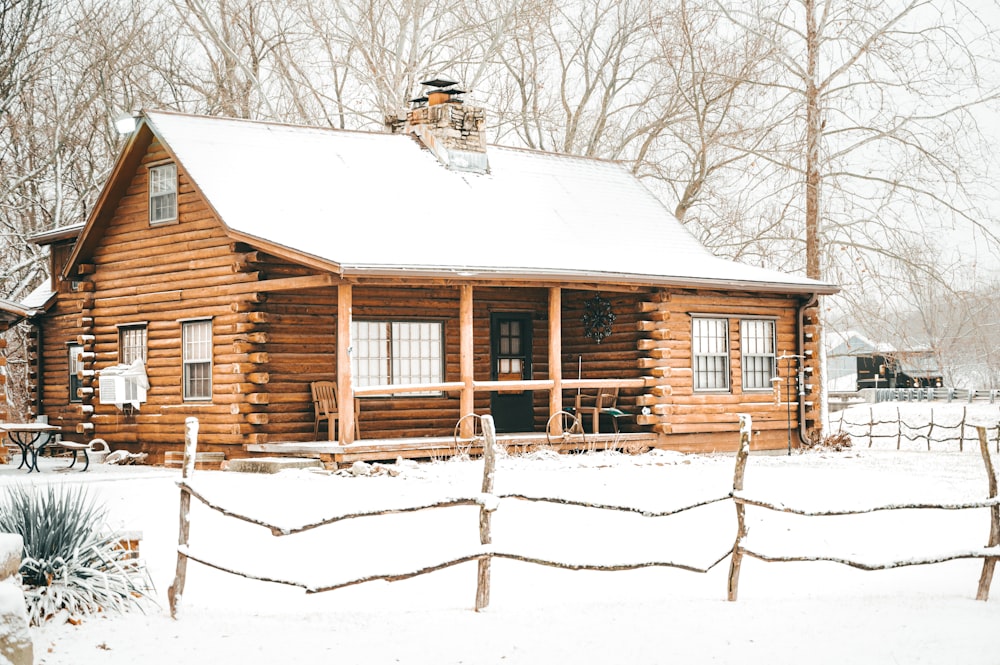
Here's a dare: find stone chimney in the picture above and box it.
[404,79,488,174]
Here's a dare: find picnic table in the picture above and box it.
[0,423,62,473]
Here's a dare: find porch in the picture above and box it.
[321,285,656,445]
[246,429,660,469]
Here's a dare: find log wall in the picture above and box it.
[637,288,813,452]
[37,138,271,460]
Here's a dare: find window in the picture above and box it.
[741,319,776,390]
[351,321,443,395]
[182,319,212,400]
[149,163,177,223]
[692,317,730,391]
[118,324,147,365]
[68,344,83,403]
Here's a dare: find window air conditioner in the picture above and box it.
[98,363,148,407]
[99,374,126,405]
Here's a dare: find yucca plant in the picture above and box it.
[0,483,153,625]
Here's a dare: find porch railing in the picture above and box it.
[352,377,647,397]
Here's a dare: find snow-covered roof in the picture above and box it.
[20,283,55,310]
[826,330,895,356]
[0,283,53,321]
[143,111,836,294]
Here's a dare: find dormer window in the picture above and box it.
[149,162,177,224]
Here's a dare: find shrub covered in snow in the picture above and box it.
[0,484,153,625]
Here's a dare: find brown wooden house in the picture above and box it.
[2,88,837,464]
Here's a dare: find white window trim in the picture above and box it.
[149,162,178,224]
[740,318,778,391]
[182,318,213,402]
[68,344,83,403]
[692,316,730,392]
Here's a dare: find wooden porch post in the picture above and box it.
[460,285,475,438]
[337,283,356,444]
[549,287,563,435]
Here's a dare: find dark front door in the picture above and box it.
[490,313,534,433]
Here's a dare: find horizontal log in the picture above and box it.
[242,332,270,344]
[353,381,463,396]
[78,275,335,314]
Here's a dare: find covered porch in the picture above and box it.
[298,283,657,446]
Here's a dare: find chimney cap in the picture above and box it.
[421,78,459,89]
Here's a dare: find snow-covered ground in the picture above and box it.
[5,403,1000,664]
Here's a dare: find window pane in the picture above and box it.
[119,325,147,365]
[692,318,729,391]
[741,319,776,390]
[150,163,177,223]
[352,321,389,387]
[353,320,442,394]
[68,345,83,403]
[182,320,212,400]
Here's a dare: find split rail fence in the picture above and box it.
[837,406,1000,451]
[167,415,1000,618]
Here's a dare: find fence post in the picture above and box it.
[896,406,903,450]
[168,417,199,619]
[960,407,967,452]
[868,407,874,448]
[727,414,752,601]
[475,414,498,611]
[927,409,934,451]
[976,426,999,601]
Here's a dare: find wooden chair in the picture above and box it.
[573,387,628,434]
[311,381,360,441]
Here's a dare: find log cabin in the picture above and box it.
[2,84,837,465]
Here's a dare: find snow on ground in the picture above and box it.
[4,403,1000,664]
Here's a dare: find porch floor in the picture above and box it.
[245,431,659,469]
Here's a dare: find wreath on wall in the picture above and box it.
[582,293,615,344]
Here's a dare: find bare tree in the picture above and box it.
[715,0,1000,287]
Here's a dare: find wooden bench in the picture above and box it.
[58,439,110,472]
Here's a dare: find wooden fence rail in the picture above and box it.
[168,416,1000,618]
[836,406,1000,451]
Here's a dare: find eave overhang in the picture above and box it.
[29,223,85,246]
[62,122,156,281]
[0,298,45,324]
[338,264,840,295]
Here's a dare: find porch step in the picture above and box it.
[224,457,324,474]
